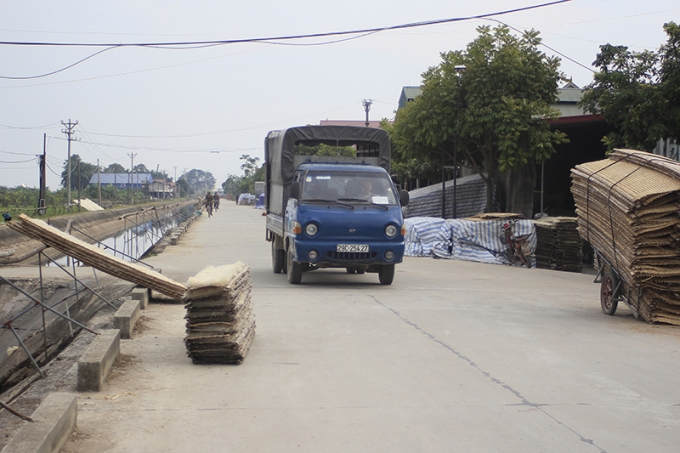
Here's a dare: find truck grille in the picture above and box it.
[327,251,377,261]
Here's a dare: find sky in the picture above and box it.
[1,0,678,191]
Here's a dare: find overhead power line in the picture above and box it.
[0,1,571,79]
[0,157,37,164]
[486,18,595,73]
[0,1,570,48]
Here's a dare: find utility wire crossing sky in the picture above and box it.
[0,0,677,190]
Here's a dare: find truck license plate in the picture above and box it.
[337,244,369,253]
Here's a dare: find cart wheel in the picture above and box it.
[600,270,619,315]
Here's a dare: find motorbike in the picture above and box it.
[501,220,531,267]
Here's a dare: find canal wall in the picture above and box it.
[0,200,197,266]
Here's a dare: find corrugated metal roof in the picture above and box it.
[88,173,153,185]
[319,120,386,129]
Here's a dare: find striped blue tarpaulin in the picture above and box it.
[404,217,537,267]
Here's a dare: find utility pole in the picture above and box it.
[362,99,372,127]
[61,119,78,212]
[38,134,47,215]
[128,153,137,205]
[173,166,178,197]
[452,65,466,219]
[77,162,81,208]
[97,159,102,206]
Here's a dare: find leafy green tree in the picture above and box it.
[133,163,150,173]
[222,174,242,199]
[293,143,356,157]
[61,154,98,191]
[104,163,126,173]
[150,170,169,181]
[381,119,438,189]
[183,169,216,195]
[581,22,680,150]
[240,154,260,177]
[176,178,191,197]
[221,156,266,199]
[392,25,567,213]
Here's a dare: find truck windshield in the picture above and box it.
[301,171,397,205]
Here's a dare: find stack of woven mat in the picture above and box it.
[184,262,255,364]
[571,149,680,324]
[534,217,583,272]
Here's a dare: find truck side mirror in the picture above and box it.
[290,182,301,200]
[399,190,409,207]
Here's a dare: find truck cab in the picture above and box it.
[265,125,408,285]
[284,164,408,284]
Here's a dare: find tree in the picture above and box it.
[382,119,438,189]
[581,22,680,151]
[183,169,216,195]
[222,174,243,199]
[293,143,355,157]
[61,154,98,192]
[240,154,260,177]
[133,163,150,174]
[104,163,126,173]
[221,155,266,199]
[176,178,190,197]
[391,25,567,214]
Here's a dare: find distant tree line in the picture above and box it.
[1,154,217,211]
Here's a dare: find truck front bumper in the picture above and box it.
[292,239,404,266]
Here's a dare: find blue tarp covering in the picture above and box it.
[404,217,537,267]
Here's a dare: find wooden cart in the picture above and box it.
[594,248,643,318]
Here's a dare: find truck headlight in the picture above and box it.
[385,251,395,260]
[305,223,318,236]
[385,224,398,237]
[308,250,318,260]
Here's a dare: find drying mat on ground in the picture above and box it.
[183,262,255,364]
[571,149,680,324]
[7,213,187,299]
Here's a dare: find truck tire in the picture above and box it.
[378,264,395,285]
[287,248,302,284]
[272,242,285,274]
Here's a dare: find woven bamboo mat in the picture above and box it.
[7,213,188,299]
[184,264,256,364]
[571,150,680,324]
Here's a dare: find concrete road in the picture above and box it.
[64,201,680,453]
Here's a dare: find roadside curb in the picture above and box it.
[77,329,120,392]
[0,393,77,453]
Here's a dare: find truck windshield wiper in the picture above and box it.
[303,198,354,208]
[337,198,388,210]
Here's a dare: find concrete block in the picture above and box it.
[77,329,120,392]
[113,298,141,339]
[170,235,180,245]
[1,393,77,453]
[130,287,149,309]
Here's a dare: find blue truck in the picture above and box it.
[264,125,409,284]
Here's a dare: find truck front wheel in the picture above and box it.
[272,242,285,274]
[287,249,303,284]
[378,264,395,285]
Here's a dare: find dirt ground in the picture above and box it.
[0,277,137,450]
